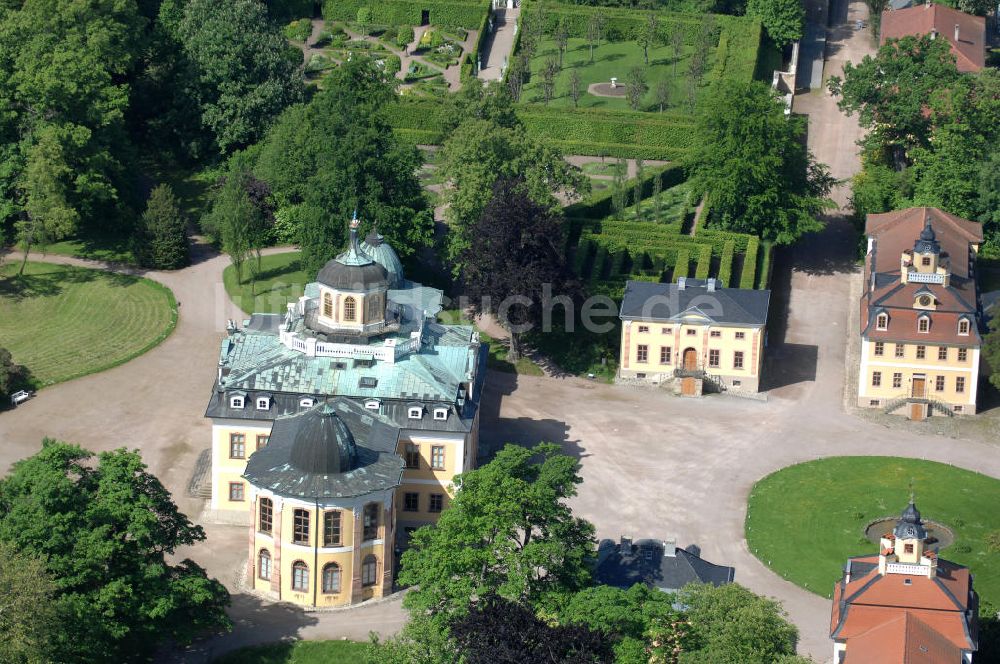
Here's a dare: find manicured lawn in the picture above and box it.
[0,261,177,387]
[213,640,368,664]
[223,252,309,314]
[746,457,1000,607]
[523,37,715,111]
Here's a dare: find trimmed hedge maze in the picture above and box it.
[323,0,490,30]
[565,168,772,298]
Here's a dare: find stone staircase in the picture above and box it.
[187,448,213,499]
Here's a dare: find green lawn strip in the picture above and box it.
[0,261,177,388]
[212,640,369,664]
[38,233,135,264]
[522,38,711,112]
[746,457,1000,606]
[525,322,619,382]
[223,252,310,315]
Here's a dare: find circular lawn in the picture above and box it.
[746,457,1000,608]
[0,261,177,387]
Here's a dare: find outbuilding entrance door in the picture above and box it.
[683,348,697,371]
[912,377,926,398]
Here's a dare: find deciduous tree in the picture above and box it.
[689,81,834,244]
[639,12,659,65]
[459,179,580,359]
[626,66,647,111]
[0,348,30,403]
[398,443,595,623]
[179,0,304,153]
[655,78,671,112]
[746,0,805,47]
[0,440,231,662]
[569,68,583,108]
[0,541,58,664]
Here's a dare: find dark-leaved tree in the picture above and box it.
[451,595,613,664]
[0,347,30,402]
[689,80,834,244]
[0,440,231,662]
[460,178,580,360]
[134,184,190,270]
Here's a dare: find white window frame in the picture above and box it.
[875,313,888,331]
[958,319,970,336]
[299,397,315,408]
[408,406,423,420]
[230,396,245,409]
[433,407,448,421]
[918,316,930,333]
[365,399,381,411]
[256,397,270,410]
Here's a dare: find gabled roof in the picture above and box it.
[595,538,735,591]
[843,612,964,663]
[880,3,986,72]
[619,279,770,327]
[866,208,982,279]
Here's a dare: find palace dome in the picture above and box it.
[316,216,390,291]
[361,230,404,289]
[289,403,358,474]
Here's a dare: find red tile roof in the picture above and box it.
[866,208,982,279]
[880,3,986,72]
[830,555,977,659]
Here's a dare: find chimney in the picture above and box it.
[619,536,633,555]
[707,278,716,292]
[663,538,677,557]
[677,276,686,290]
[954,23,960,42]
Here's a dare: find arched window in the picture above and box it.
[344,297,357,322]
[918,316,930,333]
[322,563,341,593]
[958,319,970,335]
[259,497,273,534]
[361,554,378,587]
[322,292,333,318]
[875,313,888,330]
[292,560,309,591]
[258,549,271,581]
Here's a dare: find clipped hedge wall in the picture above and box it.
[384,98,450,142]
[740,237,759,289]
[718,239,736,287]
[323,0,489,29]
[566,164,687,219]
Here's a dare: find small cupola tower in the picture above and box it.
[878,498,938,578]
[912,216,941,273]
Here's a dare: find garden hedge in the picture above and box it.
[740,237,759,289]
[566,164,687,219]
[323,0,489,29]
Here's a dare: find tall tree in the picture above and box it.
[655,78,671,112]
[639,12,659,65]
[569,68,583,108]
[134,184,190,270]
[555,17,570,68]
[253,59,432,274]
[460,179,580,359]
[0,440,231,662]
[746,0,805,47]
[438,118,586,269]
[828,35,959,160]
[541,57,560,104]
[451,595,613,664]
[670,28,684,77]
[626,66,647,111]
[15,126,79,275]
[179,0,304,153]
[0,541,58,664]
[982,315,1000,391]
[398,443,595,625]
[678,583,802,664]
[689,80,834,244]
[587,14,599,62]
[0,348,30,402]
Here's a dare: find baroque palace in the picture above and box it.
[858,207,983,417]
[204,215,486,607]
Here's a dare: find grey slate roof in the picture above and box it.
[243,398,404,500]
[619,279,770,326]
[596,538,735,592]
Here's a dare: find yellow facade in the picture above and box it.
[210,420,271,512]
[619,318,765,392]
[247,493,394,607]
[857,339,979,414]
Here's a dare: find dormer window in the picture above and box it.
[876,313,888,331]
[230,396,245,409]
[958,319,970,336]
[365,399,381,411]
[299,397,315,408]
[433,407,448,421]
[256,397,270,410]
[408,406,423,420]
[359,377,377,389]
[918,316,930,333]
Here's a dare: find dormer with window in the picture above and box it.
[958,317,971,336]
[256,396,271,410]
[917,314,931,334]
[230,392,246,409]
[875,312,889,331]
[299,397,315,409]
[408,406,423,420]
[365,399,381,411]
[913,288,936,311]
[433,407,449,421]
